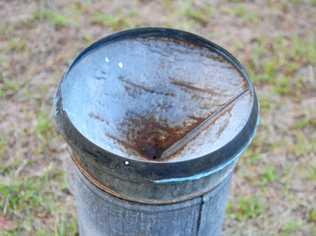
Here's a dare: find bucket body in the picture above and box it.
[66,157,234,236]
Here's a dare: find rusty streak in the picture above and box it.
[118,76,175,97]
[159,89,249,160]
[171,79,221,96]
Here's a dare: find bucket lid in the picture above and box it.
[55,27,258,184]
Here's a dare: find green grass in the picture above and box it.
[281,220,303,236]
[0,137,7,158]
[259,96,272,113]
[7,38,28,52]
[0,178,47,216]
[33,10,74,29]
[273,76,291,96]
[0,172,77,235]
[36,112,53,140]
[0,74,20,98]
[223,5,259,23]
[294,117,316,129]
[91,12,129,30]
[261,166,278,185]
[184,2,213,26]
[227,196,264,221]
[308,209,316,223]
[290,131,316,156]
[307,166,316,180]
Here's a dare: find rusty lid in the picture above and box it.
[55,28,258,182]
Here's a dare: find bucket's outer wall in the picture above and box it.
[66,157,232,236]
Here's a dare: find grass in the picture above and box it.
[36,112,53,140]
[1,0,316,235]
[307,167,316,180]
[91,12,130,30]
[0,137,7,158]
[0,164,76,235]
[33,10,74,29]
[0,178,46,215]
[259,96,272,113]
[183,2,213,26]
[0,74,20,98]
[227,196,264,221]
[294,117,316,130]
[261,166,278,185]
[223,4,259,23]
[7,38,28,53]
[281,220,303,236]
[290,131,316,156]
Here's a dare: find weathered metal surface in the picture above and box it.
[57,29,255,163]
[66,157,232,236]
[54,27,259,235]
[69,149,238,204]
[160,89,249,160]
[54,28,258,186]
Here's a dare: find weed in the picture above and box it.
[259,96,272,113]
[294,117,316,129]
[33,10,73,29]
[0,137,7,158]
[228,196,264,221]
[290,131,316,156]
[281,220,303,236]
[308,209,316,223]
[223,5,259,23]
[289,36,316,65]
[0,24,15,41]
[54,213,78,236]
[36,112,53,139]
[274,76,291,96]
[0,75,20,98]
[91,12,129,30]
[261,165,278,185]
[0,178,47,215]
[184,2,213,26]
[307,167,316,180]
[8,38,28,52]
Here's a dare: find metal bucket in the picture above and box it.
[54,28,259,236]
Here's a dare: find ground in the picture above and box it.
[0,0,315,235]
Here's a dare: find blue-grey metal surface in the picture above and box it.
[66,157,232,236]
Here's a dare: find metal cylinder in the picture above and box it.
[54,28,259,236]
[66,157,234,236]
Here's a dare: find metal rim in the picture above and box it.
[55,27,259,181]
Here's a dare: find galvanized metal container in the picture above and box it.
[55,28,259,236]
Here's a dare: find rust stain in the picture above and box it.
[171,79,221,96]
[159,89,249,159]
[118,76,175,97]
[104,132,139,154]
[119,113,203,160]
[111,90,249,161]
[188,115,205,123]
[215,109,232,138]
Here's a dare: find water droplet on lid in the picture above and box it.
[105,57,110,63]
[118,62,123,68]
[124,161,130,166]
